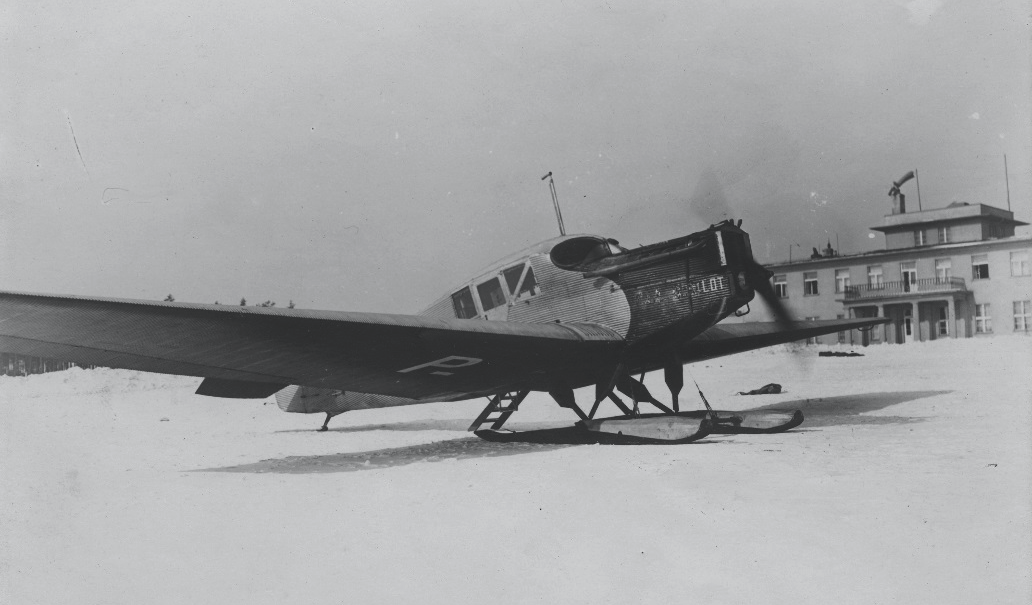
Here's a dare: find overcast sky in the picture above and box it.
[2,1,1029,313]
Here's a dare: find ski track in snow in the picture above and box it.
[2,338,1030,604]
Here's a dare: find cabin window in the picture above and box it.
[1011,251,1030,277]
[971,255,989,280]
[502,265,524,296]
[803,272,819,296]
[517,266,539,298]
[835,269,850,293]
[451,287,478,319]
[773,274,787,298]
[477,278,507,312]
[975,304,991,333]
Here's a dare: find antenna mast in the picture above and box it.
[1004,154,1012,211]
[914,169,922,211]
[542,171,566,236]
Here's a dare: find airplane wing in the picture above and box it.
[0,291,623,400]
[678,317,890,363]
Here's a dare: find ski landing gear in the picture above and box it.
[686,376,803,434]
[468,368,803,444]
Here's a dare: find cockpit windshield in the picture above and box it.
[502,265,524,295]
[501,263,539,300]
[518,266,538,297]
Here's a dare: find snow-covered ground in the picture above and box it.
[2,337,1030,604]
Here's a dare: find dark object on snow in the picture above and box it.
[738,383,782,395]
[818,351,864,357]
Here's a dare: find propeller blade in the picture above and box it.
[742,256,812,372]
[744,259,796,330]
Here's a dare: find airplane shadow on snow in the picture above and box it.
[204,390,948,475]
[271,418,521,434]
[749,390,949,428]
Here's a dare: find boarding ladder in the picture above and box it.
[467,391,529,432]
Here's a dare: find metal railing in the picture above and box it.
[843,277,966,300]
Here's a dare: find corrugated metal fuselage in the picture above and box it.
[280,223,758,416]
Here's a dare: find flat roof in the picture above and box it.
[871,203,1027,232]
[765,235,1032,271]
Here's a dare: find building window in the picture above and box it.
[773,274,788,298]
[937,307,949,336]
[914,230,926,246]
[867,265,884,287]
[835,269,850,293]
[1015,300,1032,332]
[934,258,952,282]
[937,226,950,243]
[900,261,917,292]
[1011,251,1031,277]
[805,316,819,344]
[451,287,478,319]
[803,272,819,296]
[971,254,990,280]
[836,313,847,343]
[975,303,992,334]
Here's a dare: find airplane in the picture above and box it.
[0,218,886,443]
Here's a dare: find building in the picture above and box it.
[0,353,91,376]
[735,201,1031,345]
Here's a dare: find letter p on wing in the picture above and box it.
[397,355,483,376]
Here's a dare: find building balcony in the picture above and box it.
[842,277,967,302]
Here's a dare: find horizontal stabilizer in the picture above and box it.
[195,378,287,399]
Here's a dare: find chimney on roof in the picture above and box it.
[823,239,836,257]
[888,171,915,215]
[893,193,906,214]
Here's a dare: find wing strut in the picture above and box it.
[615,374,674,414]
[549,389,589,421]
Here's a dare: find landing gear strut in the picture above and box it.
[470,364,804,444]
[317,412,333,432]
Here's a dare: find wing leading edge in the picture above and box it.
[0,291,624,400]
